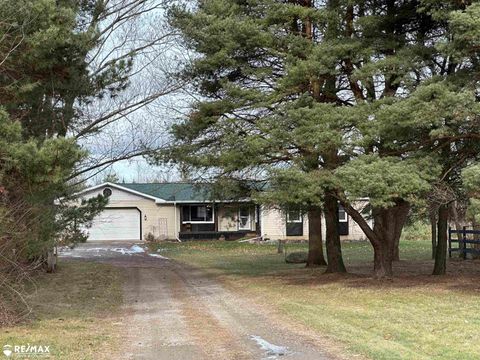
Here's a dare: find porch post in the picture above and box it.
[256,204,261,236]
[214,203,219,232]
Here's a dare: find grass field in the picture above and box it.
[151,239,480,360]
[0,261,123,360]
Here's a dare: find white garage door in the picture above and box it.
[88,208,141,241]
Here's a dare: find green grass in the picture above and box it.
[150,239,480,360]
[0,261,124,360]
[150,240,431,276]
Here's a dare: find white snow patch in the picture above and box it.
[59,244,147,257]
[59,253,83,258]
[128,245,145,253]
[58,246,73,252]
[84,247,108,252]
[112,245,145,255]
[148,253,169,260]
[250,335,288,357]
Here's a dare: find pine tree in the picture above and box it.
[0,0,137,265]
[167,0,345,269]
[165,0,480,277]
[0,0,133,139]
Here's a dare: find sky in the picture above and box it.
[78,1,192,185]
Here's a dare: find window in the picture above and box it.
[286,209,303,236]
[338,205,347,222]
[238,207,251,230]
[182,205,214,223]
[103,187,112,197]
[338,205,349,235]
[287,210,302,223]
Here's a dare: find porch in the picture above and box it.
[178,230,256,241]
[178,203,259,241]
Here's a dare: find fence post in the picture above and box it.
[463,226,467,260]
[448,226,451,258]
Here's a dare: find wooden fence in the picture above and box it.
[448,227,480,259]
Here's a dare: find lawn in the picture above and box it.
[0,261,123,360]
[151,239,480,360]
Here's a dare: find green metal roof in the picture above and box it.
[118,183,213,202]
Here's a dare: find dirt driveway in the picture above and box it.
[60,242,338,360]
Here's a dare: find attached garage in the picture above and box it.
[87,208,141,241]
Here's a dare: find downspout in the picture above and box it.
[174,201,182,242]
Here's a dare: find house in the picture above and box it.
[74,182,371,242]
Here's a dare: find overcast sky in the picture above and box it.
[79,1,193,185]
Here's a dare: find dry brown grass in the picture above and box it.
[0,260,123,360]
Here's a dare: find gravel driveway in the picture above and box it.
[60,242,337,360]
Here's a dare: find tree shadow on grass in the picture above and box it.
[190,248,480,295]
[256,257,480,295]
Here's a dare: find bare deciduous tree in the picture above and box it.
[72,0,186,182]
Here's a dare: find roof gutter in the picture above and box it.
[155,198,252,204]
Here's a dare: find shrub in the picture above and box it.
[401,221,431,241]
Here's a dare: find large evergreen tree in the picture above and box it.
[0,0,135,139]
[165,0,480,277]
[166,0,346,270]
[0,0,113,267]
[0,0,164,264]
[0,0,179,323]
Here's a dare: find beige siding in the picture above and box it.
[260,207,309,241]
[260,207,284,239]
[82,186,178,240]
[81,186,259,240]
[319,217,368,241]
[261,200,371,242]
[79,185,371,242]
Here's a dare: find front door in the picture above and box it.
[238,207,251,230]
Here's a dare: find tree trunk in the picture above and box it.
[341,200,390,277]
[430,211,437,260]
[372,240,393,278]
[392,201,410,261]
[372,208,395,274]
[324,193,346,273]
[306,207,327,267]
[372,202,409,264]
[46,248,57,273]
[433,203,449,275]
[372,207,395,277]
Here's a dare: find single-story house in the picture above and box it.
[74,182,371,242]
